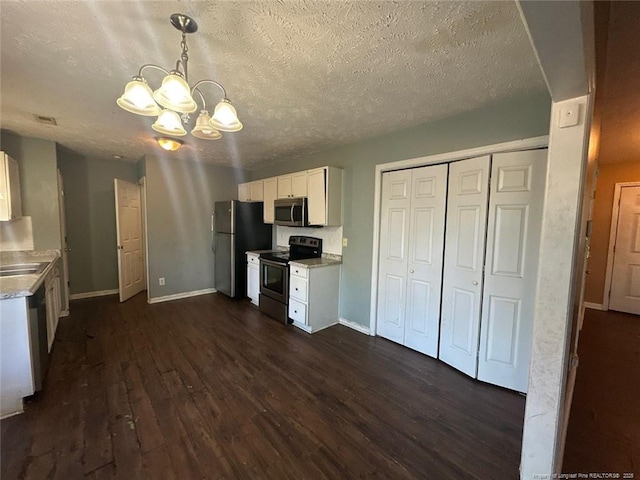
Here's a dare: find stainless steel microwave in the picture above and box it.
[274,197,308,227]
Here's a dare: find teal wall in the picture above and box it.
[252,92,552,327]
[1,131,61,250]
[57,148,139,294]
[144,154,250,299]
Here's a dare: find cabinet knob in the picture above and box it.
[295,287,299,291]
[294,310,298,314]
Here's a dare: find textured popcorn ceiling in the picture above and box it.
[0,1,545,168]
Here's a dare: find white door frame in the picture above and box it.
[602,181,640,311]
[369,135,549,336]
[139,177,150,301]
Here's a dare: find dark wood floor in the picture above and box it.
[1,292,525,479]
[563,308,640,475]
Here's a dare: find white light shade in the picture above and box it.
[153,73,197,113]
[152,110,187,136]
[116,78,161,116]
[209,99,243,132]
[191,111,221,140]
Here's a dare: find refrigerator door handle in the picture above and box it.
[211,213,217,253]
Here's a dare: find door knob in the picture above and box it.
[409,269,415,274]
[472,281,478,285]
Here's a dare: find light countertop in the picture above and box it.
[289,255,342,269]
[0,250,60,299]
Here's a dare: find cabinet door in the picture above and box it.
[307,168,327,225]
[45,283,56,352]
[249,181,264,202]
[292,171,308,197]
[238,182,250,202]
[0,154,22,221]
[439,155,490,378]
[263,178,277,223]
[477,149,547,393]
[247,264,259,304]
[277,175,292,199]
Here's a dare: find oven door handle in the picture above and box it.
[260,258,287,268]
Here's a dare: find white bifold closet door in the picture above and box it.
[439,155,491,377]
[477,149,547,392]
[377,164,448,357]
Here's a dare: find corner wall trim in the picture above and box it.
[583,302,605,311]
[148,288,217,304]
[69,289,118,300]
[339,317,371,335]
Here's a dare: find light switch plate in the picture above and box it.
[342,238,348,247]
[559,104,580,128]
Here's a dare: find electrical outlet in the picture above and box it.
[159,277,165,286]
[342,238,348,247]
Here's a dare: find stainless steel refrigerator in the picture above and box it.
[213,200,272,299]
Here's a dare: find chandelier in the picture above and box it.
[116,14,242,147]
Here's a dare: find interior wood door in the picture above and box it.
[377,169,411,345]
[114,179,145,302]
[609,185,640,314]
[477,149,547,392]
[439,155,490,377]
[403,164,448,357]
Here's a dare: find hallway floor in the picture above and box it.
[563,308,640,475]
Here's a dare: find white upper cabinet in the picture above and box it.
[237,180,264,202]
[277,172,307,198]
[0,152,22,221]
[277,174,293,199]
[263,178,277,223]
[307,166,343,226]
[261,166,342,225]
[292,171,308,197]
[238,182,250,201]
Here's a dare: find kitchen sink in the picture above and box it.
[0,262,49,277]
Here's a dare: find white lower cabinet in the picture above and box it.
[246,252,260,306]
[289,263,340,333]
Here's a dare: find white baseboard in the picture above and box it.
[69,289,118,300]
[583,302,606,311]
[339,317,371,335]
[148,288,217,304]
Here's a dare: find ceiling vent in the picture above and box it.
[33,114,57,126]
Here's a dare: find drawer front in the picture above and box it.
[247,254,259,265]
[290,265,308,279]
[289,299,307,324]
[289,275,308,302]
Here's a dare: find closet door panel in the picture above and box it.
[439,155,490,377]
[377,170,411,344]
[477,149,547,392]
[404,164,448,357]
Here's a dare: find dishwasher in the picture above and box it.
[27,284,49,391]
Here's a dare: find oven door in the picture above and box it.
[259,258,289,304]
